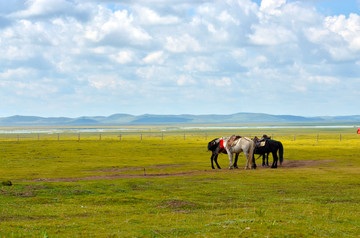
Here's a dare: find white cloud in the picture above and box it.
[165,34,201,53]
[0,77,58,99]
[177,75,196,86]
[249,24,296,45]
[0,68,36,80]
[142,51,165,64]
[12,0,69,18]
[88,75,134,91]
[184,57,213,72]
[208,77,232,87]
[260,0,286,15]
[325,14,360,51]
[308,76,339,84]
[111,50,135,64]
[84,7,151,45]
[304,13,360,61]
[0,0,359,117]
[134,6,179,25]
[218,10,240,25]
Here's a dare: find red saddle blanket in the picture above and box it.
[220,139,224,149]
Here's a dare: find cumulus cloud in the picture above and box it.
[84,8,152,46]
[142,51,165,64]
[249,24,296,45]
[110,50,134,64]
[260,0,286,15]
[165,34,202,53]
[134,6,180,25]
[0,0,359,116]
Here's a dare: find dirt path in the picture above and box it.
[280,159,335,168]
[20,159,335,182]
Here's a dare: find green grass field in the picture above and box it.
[0,128,359,237]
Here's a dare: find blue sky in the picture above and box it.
[0,0,359,117]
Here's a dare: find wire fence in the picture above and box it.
[0,131,359,142]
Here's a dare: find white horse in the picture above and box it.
[222,135,256,169]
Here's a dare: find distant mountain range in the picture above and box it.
[0,113,360,126]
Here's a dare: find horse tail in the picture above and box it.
[278,142,284,165]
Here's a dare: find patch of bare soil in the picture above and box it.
[26,171,198,182]
[93,164,186,173]
[20,160,335,182]
[280,159,335,168]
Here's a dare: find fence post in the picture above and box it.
[99,134,102,141]
[58,133,60,141]
[119,134,122,141]
[78,133,80,141]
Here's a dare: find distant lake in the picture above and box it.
[0,125,358,134]
[177,125,358,130]
[0,128,141,134]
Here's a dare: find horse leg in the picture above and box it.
[262,154,266,167]
[243,151,250,169]
[234,153,239,169]
[228,152,234,169]
[266,152,270,167]
[247,141,256,169]
[271,151,278,168]
[214,154,221,169]
[252,154,257,169]
[211,154,215,169]
[253,154,258,169]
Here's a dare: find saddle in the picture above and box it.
[254,136,266,147]
[226,135,241,150]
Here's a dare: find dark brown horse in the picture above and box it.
[253,136,284,168]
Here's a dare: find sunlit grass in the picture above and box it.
[0,128,359,237]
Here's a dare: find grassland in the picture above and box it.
[0,127,359,237]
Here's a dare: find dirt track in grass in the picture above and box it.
[21,159,335,182]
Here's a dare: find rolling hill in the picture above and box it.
[0,113,359,126]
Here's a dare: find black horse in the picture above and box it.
[253,136,284,168]
[207,137,256,169]
[207,138,227,169]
